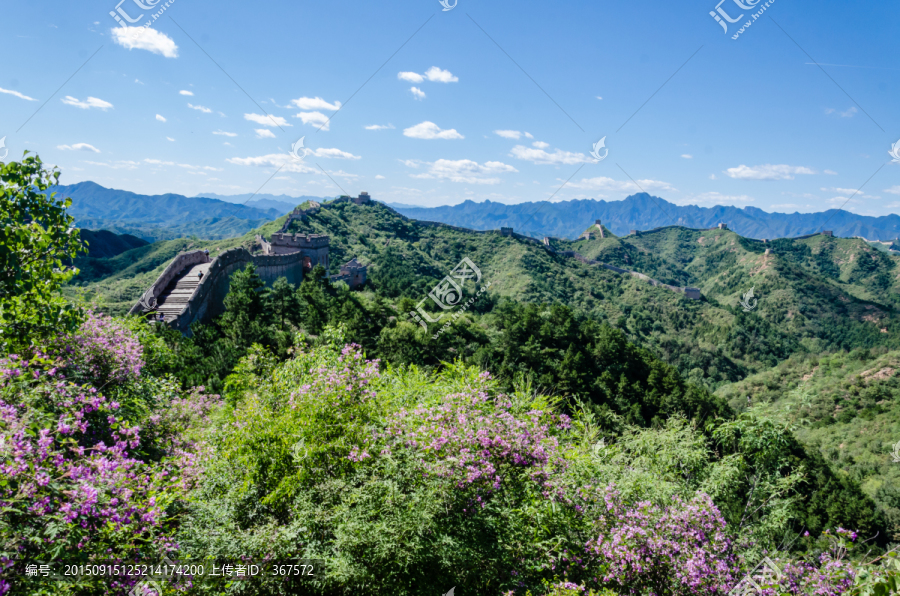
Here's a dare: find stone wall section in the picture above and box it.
[171,247,306,333]
[128,250,210,315]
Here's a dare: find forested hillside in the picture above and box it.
[69,200,900,391]
[717,349,900,539]
[6,159,899,595]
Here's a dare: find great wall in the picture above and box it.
[130,194,372,334]
[132,191,840,332]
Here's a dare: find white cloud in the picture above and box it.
[365,124,395,130]
[675,191,754,206]
[179,90,194,96]
[825,107,857,118]
[409,159,517,184]
[884,186,900,195]
[398,71,424,83]
[143,158,221,171]
[57,143,100,153]
[400,159,421,168]
[111,26,178,58]
[681,154,693,159]
[83,160,139,170]
[61,96,113,110]
[213,130,237,137]
[188,103,212,113]
[375,175,385,179]
[567,176,675,193]
[255,128,276,138]
[410,87,426,100]
[424,66,458,83]
[509,145,588,165]
[294,111,329,130]
[770,203,806,212]
[596,96,603,100]
[824,169,838,175]
[532,141,550,149]
[324,169,359,180]
[155,114,166,122]
[524,132,533,139]
[245,113,291,127]
[403,121,463,140]
[289,96,341,111]
[227,153,328,173]
[135,79,144,84]
[709,174,717,180]
[821,187,879,200]
[0,87,37,101]
[309,148,361,160]
[724,164,816,180]
[826,196,860,207]
[495,130,522,140]
[166,137,175,141]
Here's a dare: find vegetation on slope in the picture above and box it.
[4,158,900,595]
[717,348,900,540]
[76,228,147,258]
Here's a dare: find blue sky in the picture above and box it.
[1,0,899,213]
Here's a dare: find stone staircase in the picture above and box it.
[153,263,211,323]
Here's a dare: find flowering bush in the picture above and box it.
[374,370,570,497]
[51,310,144,386]
[190,337,886,596]
[584,489,736,595]
[0,317,218,595]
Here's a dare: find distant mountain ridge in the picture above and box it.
[194,192,315,215]
[391,194,900,241]
[52,181,294,241]
[77,229,148,258]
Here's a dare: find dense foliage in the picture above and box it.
[2,156,898,595]
[0,313,216,595]
[0,155,85,352]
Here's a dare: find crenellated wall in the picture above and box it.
[128,250,210,316]
[180,247,305,333]
[167,247,307,334]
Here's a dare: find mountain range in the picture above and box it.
[51,182,297,242]
[54,183,900,243]
[193,192,312,214]
[389,195,900,241]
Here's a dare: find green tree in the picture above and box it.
[0,154,85,351]
[218,263,270,346]
[267,276,301,331]
[298,265,331,334]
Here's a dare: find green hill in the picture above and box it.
[716,348,900,538]
[77,228,148,258]
[60,198,900,542]
[67,201,900,393]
